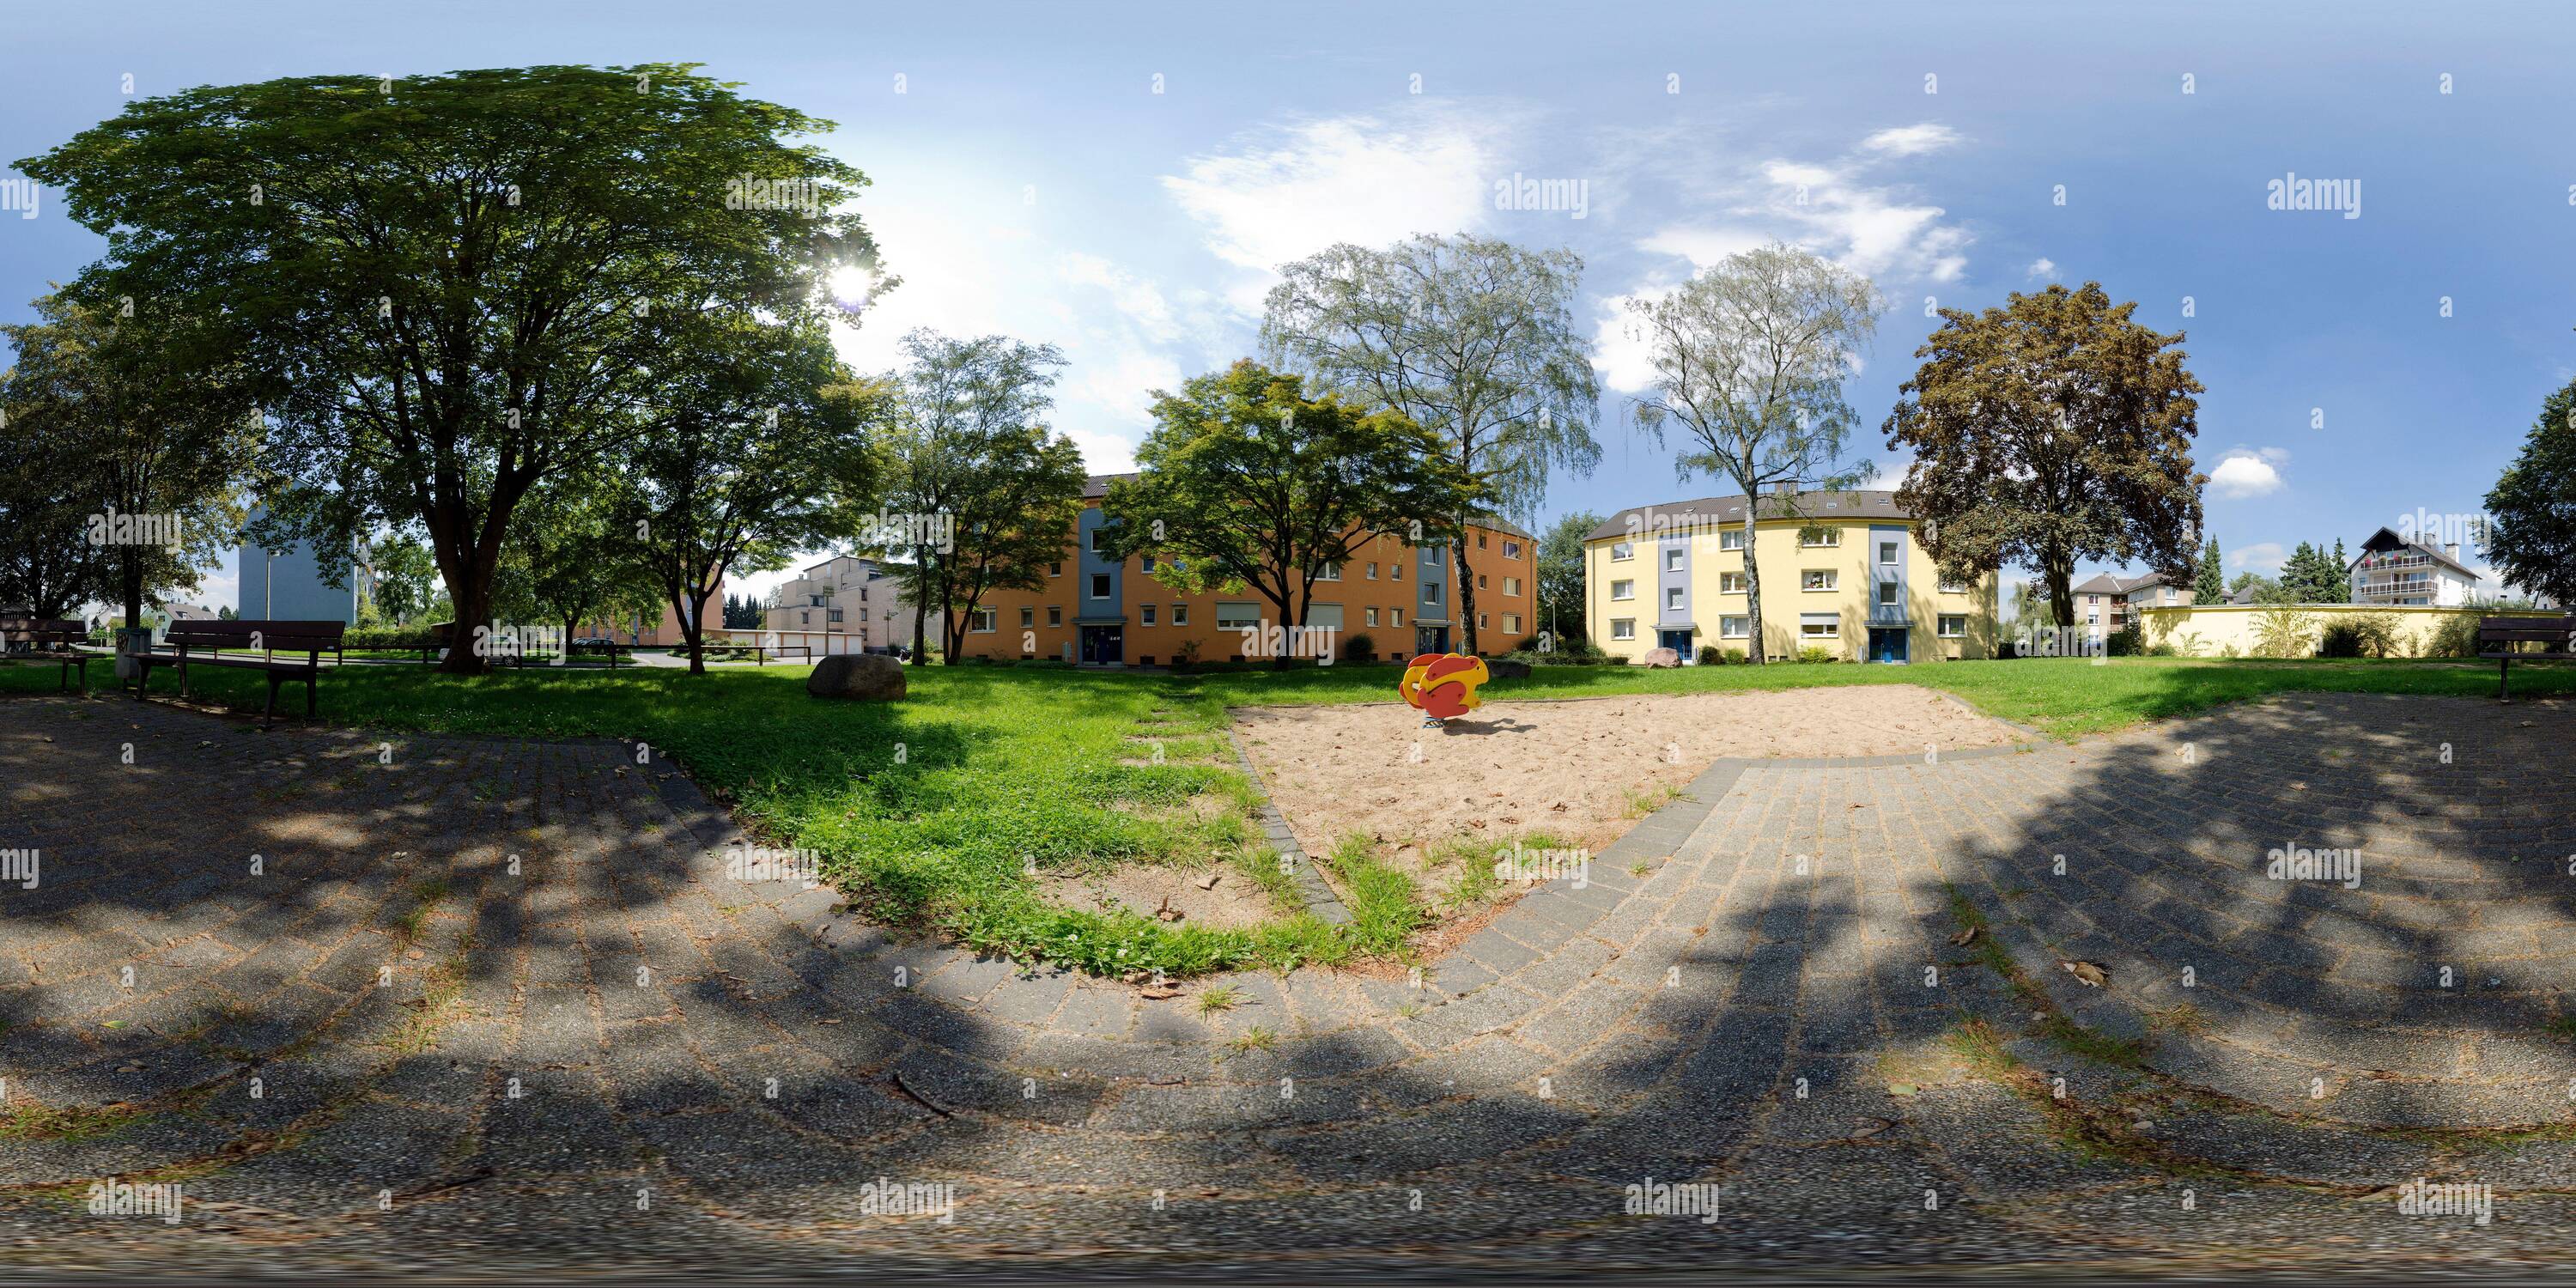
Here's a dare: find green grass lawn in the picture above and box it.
[7,652,2566,976]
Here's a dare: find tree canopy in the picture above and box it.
[2484,378,2576,607]
[1885,283,2205,629]
[19,64,884,670]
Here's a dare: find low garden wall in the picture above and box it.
[2134,604,2558,659]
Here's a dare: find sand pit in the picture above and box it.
[1232,683,2022,860]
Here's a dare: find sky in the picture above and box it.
[4,0,2571,611]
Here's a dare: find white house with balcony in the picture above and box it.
[2345,526,2492,606]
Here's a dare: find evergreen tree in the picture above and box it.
[2193,536,2224,602]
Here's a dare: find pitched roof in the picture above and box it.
[2349,526,2480,580]
[2072,571,2172,596]
[1585,490,1914,544]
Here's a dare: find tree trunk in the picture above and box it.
[679,583,711,676]
[434,557,498,675]
[1740,514,1765,664]
[2043,550,2076,631]
[910,598,927,665]
[120,550,143,630]
[1451,534,1479,654]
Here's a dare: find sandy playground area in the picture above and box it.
[1232,683,2023,859]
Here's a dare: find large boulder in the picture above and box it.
[1639,647,1682,669]
[807,653,908,701]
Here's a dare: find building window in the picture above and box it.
[1939,577,1971,594]
[1666,586,1686,611]
[1172,604,1188,626]
[1365,607,1380,627]
[1389,609,1401,627]
[1938,615,1966,638]
[1216,602,1261,630]
[1799,613,1838,639]
[1801,529,1841,548]
[1611,579,1635,601]
[1020,606,1035,629]
[1393,561,1402,580]
[1502,613,1520,633]
[1876,582,1899,607]
[1315,562,1340,581]
[1503,576,1521,596]
[1611,618,1636,641]
[1878,540,1899,566]
[1721,572,1747,594]
[1719,529,1745,550]
[1141,604,1157,625]
[1663,547,1685,572]
[1478,533,1487,549]
[1720,616,1748,639]
[970,609,997,634]
[1801,569,1838,592]
[1091,526,1109,551]
[1503,540,1522,559]
[799,611,811,625]
[1611,541,1635,561]
[1090,574,1110,599]
[1142,554,1156,573]
[1425,581,1445,605]
[1048,606,1062,627]
[1478,612,1488,629]
[1049,562,1061,577]
[1366,562,1378,580]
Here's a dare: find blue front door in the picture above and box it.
[1659,629,1694,659]
[1869,628,1908,663]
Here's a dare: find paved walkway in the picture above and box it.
[3,689,2574,1277]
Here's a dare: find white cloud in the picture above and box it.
[2026,257,2056,279]
[1162,112,1502,309]
[1589,285,1680,393]
[1859,123,1961,157]
[2208,447,2288,499]
[2229,541,2287,574]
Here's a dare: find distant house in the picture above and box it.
[762,554,914,651]
[2345,527,2492,606]
[2070,571,2192,633]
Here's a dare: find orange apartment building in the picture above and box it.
[956,474,1535,665]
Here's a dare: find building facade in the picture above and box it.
[954,474,1534,665]
[2346,527,2488,606]
[762,554,914,650]
[236,507,369,624]
[1583,489,2001,663]
[2071,571,2191,634]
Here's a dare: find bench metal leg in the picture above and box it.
[264,673,283,731]
[307,675,318,717]
[2499,656,2511,703]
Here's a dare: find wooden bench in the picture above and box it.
[2478,615,2576,702]
[131,619,347,729]
[0,613,95,693]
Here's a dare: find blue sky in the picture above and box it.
[5,0,2571,609]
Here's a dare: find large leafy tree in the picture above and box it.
[1624,243,1882,662]
[618,313,883,674]
[0,295,255,629]
[363,534,439,627]
[1885,283,2205,629]
[1097,361,1480,669]
[2485,378,2576,606]
[866,331,1086,666]
[20,64,881,672]
[1262,233,1600,653]
[1534,511,1601,653]
[490,478,657,654]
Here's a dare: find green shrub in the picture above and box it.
[2317,612,2403,659]
[1796,646,1834,664]
[1696,644,1724,665]
[1341,631,1375,661]
[2106,625,2144,657]
[1723,647,1747,664]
